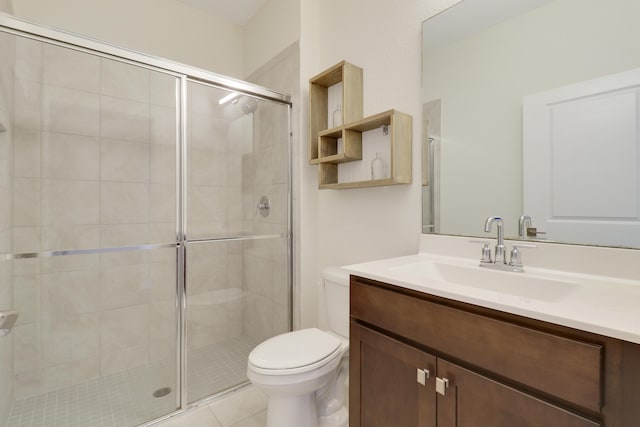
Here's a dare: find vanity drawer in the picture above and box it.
[350,277,603,412]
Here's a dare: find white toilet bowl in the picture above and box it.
[246,267,350,427]
[247,328,347,427]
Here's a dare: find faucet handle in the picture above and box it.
[509,243,536,268]
[509,246,523,268]
[512,243,537,249]
[526,227,547,238]
[469,239,492,264]
[480,243,492,264]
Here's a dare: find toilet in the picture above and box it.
[247,266,350,427]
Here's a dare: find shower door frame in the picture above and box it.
[0,13,293,427]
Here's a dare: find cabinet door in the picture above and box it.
[436,359,601,427]
[350,322,436,427]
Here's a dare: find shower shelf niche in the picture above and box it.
[309,61,413,189]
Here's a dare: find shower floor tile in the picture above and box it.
[5,336,259,427]
[187,335,258,403]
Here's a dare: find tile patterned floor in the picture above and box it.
[157,386,267,427]
[186,336,258,403]
[5,336,260,427]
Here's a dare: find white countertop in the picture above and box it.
[344,235,640,344]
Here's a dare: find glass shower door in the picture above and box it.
[0,28,15,427]
[185,81,291,403]
[1,31,182,427]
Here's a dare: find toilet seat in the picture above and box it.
[248,328,342,376]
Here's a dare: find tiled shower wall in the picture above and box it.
[185,80,289,354]
[0,29,16,424]
[242,43,299,343]
[6,31,295,404]
[10,36,179,399]
[186,81,246,354]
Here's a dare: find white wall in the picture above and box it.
[11,0,244,77]
[296,1,321,329]
[243,0,299,77]
[0,0,13,13]
[298,0,461,327]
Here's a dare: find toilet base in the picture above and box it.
[266,393,318,427]
[319,405,348,427]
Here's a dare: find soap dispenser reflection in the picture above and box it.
[371,152,386,180]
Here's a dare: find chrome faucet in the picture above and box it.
[518,215,532,239]
[518,214,546,239]
[480,216,533,273]
[484,216,506,264]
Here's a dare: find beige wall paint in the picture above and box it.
[0,0,13,13]
[297,0,321,329]
[243,0,299,77]
[298,0,461,328]
[11,0,244,77]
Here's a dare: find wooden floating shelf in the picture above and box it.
[319,178,404,190]
[309,61,363,164]
[318,127,343,137]
[347,110,396,131]
[317,110,412,189]
[318,126,363,164]
[309,61,413,189]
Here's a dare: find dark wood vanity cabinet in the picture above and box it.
[351,322,437,427]
[349,276,640,427]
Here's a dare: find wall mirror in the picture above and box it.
[421,0,640,248]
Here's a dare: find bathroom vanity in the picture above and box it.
[346,235,640,427]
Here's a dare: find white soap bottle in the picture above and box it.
[371,152,385,180]
[332,105,342,128]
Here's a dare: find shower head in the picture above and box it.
[240,98,258,115]
[222,96,258,120]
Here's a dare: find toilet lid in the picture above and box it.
[249,328,341,370]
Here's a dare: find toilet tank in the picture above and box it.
[322,266,350,338]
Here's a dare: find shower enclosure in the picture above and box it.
[0,14,292,427]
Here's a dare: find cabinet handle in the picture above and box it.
[417,368,430,386]
[436,377,449,395]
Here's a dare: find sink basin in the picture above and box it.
[391,259,579,302]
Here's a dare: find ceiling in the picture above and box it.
[176,0,268,25]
